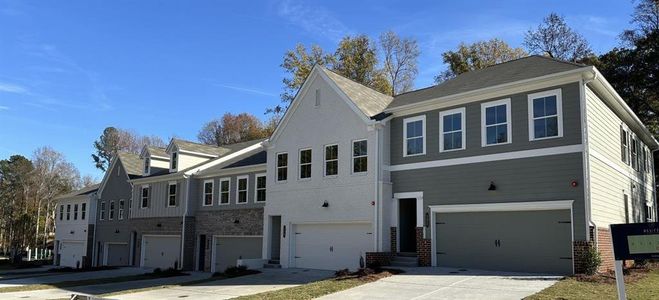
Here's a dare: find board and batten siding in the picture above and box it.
[194,171,267,211]
[131,179,187,218]
[585,87,656,226]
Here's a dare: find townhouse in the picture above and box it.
[54,184,99,268]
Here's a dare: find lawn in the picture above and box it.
[527,268,659,300]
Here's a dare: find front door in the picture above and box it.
[270,216,281,260]
[198,235,206,271]
[399,199,417,253]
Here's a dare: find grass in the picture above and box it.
[235,268,402,300]
[527,267,659,300]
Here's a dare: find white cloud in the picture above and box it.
[215,83,277,97]
[0,82,28,94]
[0,105,9,110]
[276,0,352,42]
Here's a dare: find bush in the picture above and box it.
[224,265,247,276]
[581,246,602,275]
[334,269,350,277]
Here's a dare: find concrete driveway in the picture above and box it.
[114,268,334,300]
[318,267,561,300]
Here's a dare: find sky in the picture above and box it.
[0,0,637,180]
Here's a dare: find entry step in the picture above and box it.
[390,254,418,267]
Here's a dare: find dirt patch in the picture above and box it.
[334,267,404,282]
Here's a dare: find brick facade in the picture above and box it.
[365,252,393,267]
[415,227,431,266]
[390,227,397,253]
[596,227,615,272]
[573,240,592,274]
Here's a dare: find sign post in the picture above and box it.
[610,222,659,300]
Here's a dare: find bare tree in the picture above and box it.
[92,127,165,171]
[621,0,659,44]
[380,31,420,96]
[197,112,270,146]
[524,13,593,62]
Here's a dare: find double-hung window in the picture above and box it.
[403,115,425,156]
[59,205,64,220]
[276,153,288,182]
[482,99,511,146]
[144,158,150,174]
[439,108,465,152]
[66,204,71,220]
[255,174,266,202]
[81,203,86,220]
[621,126,629,164]
[299,149,312,179]
[324,145,338,177]
[99,202,105,220]
[140,186,149,208]
[118,200,124,220]
[203,180,214,206]
[528,89,562,140]
[167,182,177,207]
[109,201,115,220]
[219,178,230,205]
[631,138,638,170]
[237,175,248,204]
[74,204,78,220]
[353,140,368,173]
[170,152,178,170]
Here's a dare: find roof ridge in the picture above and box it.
[321,67,393,99]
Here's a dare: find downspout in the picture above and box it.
[373,125,380,252]
[581,70,597,243]
[91,194,98,267]
[180,175,190,270]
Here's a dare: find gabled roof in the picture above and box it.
[147,146,169,159]
[195,151,266,177]
[117,152,143,176]
[387,55,586,109]
[321,68,393,117]
[167,138,231,157]
[55,184,100,200]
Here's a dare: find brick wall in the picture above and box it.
[415,227,431,266]
[573,240,592,274]
[365,252,392,267]
[131,217,186,269]
[390,227,397,253]
[597,227,615,272]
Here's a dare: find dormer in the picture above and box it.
[140,145,170,176]
[164,139,230,173]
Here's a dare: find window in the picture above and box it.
[203,180,214,206]
[353,140,368,173]
[299,149,312,179]
[277,153,288,182]
[171,152,178,170]
[81,203,86,220]
[66,204,71,220]
[141,186,149,208]
[481,99,511,146]
[117,164,121,176]
[439,108,465,152]
[255,174,266,202]
[315,89,321,107]
[59,205,64,220]
[237,176,248,204]
[646,203,653,222]
[403,115,425,156]
[74,204,79,220]
[528,89,562,140]
[631,137,638,170]
[144,158,150,174]
[324,145,338,176]
[646,148,652,174]
[168,182,177,207]
[100,202,105,220]
[118,200,124,220]
[621,127,629,164]
[109,201,115,220]
[219,178,230,205]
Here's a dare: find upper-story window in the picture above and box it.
[621,126,629,164]
[144,158,150,174]
[203,180,214,206]
[403,115,426,156]
[81,203,86,220]
[631,137,638,170]
[100,202,105,220]
[299,149,312,179]
[315,89,321,107]
[171,152,178,170]
[277,153,288,182]
[74,204,79,220]
[237,175,248,204]
[220,178,230,205]
[66,204,71,220]
[324,145,338,177]
[141,186,149,208]
[481,99,511,146]
[118,200,124,220]
[256,174,266,202]
[353,140,368,173]
[168,182,177,207]
[109,201,115,220]
[528,89,562,141]
[59,205,64,220]
[439,108,466,152]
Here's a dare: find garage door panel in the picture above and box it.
[294,223,372,271]
[60,241,85,268]
[214,237,262,273]
[107,243,129,266]
[142,236,180,269]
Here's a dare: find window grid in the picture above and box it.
[118,200,124,220]
[203,180,214,206]
[482,99,511,146]
[168,183,177,207]
[403,116,425,156]
[299,149,312,179]
[440,108,465,152]
[220,178,230,205]
[237,176,248,204]
[324,145,338,176]
[141,186,149,208]
[255,174,266,202]
[277,153,288,182]
[109,201,115,220]
[74,204,78,220]
[353,140,368,173]
[81,203,86,220]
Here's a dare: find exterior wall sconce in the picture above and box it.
[424,212,429,227]
[70,230,75,234]
[488,182,497,191]
[321,200,329,208]
[115,229,120,234]
[283,225,286,238]
[156,223,162,227]
[234,219,240,224]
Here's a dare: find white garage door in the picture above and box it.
[293,223,372,270]
[212,236,263,273]
[60,241,85,268]
[141,235,181,269]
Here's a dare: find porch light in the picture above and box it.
[488,182,496,191]
[234,219,240,224]
[70,230,74,234]
[115,229,120,234]
[156,223,162,227]
[321,200,329,208]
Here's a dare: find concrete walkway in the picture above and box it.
[0,267,147,288]
[318,267,561,300]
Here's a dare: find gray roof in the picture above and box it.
[147,146,168,158]
[321,67,394,117]
[388,56,586,109]
[55,183,100,199]
[173,139,231,157]
[117,152,143,176]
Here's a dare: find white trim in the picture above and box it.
[139,234,181,268]
[403,115,426,157]
[528,88,564,141]
[99,201,105,220]
[428,200,574,213]
[390,144,583,172]
[195,164,266,178]
[439,107,466,152]
[202,179,214,207]
[352,139,368,174]
[170,152,178,172]
[219,177,231,205]
[236,175,249,204]
[481,98,512,147]
[589,149,656,190]
[323,144,339,177]
[254,173,267,203]
[143,157,151,176]
[167,182,177,207]
[298,148,312,180]
[185,142,265,175]
[140,185,149,209]
[276,152,288,183]
[392,192,424,253]
[118,199,125,220]
[108,200,115,220]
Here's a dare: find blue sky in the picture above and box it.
[0,0,636,180]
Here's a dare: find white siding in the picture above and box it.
[176,153,210,171]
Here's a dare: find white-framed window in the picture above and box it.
[528,89,562,141]
[203,180,214,206]
[481,98,512,146]
[353,139,368,173]
[81,203,86,220]
[324,144,338,177]
[140,185,149,208]
[276,152,288,182]
[99,202,105,220]
[144,158,150,175]
[219,178,230,205]
[109,201,115,220]
[439,108,466,152]
[66,204,71,220]
[118,199,125,220]
[170,152,178,170]
[167,182,177,207]
[403,115,426,156]
[631,137,638,171]
[74,204,79,220]
[59,205,64,220]
[255,174,266,202]
[621,126,629,164]
[237,175,248,204]
[299,148,312,179]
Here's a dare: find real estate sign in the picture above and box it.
[610,222,659,260]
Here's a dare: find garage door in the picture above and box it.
[294,223,372,270]
[106,243,129,266]
[60,241,85,268]
[436,210,573,275]
[142,235,181,269]
[212,236,262,273]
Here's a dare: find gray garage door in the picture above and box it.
[142,235,181,269]
[106,243,129,266]
[213,236,262,273]
[436,210,573,275]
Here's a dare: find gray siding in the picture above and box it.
[194,172,266,211]
[391,153,587,240]
[132,179,187,218]
[390,82,582,165]
[97,159,133,224]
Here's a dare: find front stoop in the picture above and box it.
[264,259,281,268]
[391,253,418,267]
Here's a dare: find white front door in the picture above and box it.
[293,223,372,270]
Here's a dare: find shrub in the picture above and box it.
[223,265,247,277]
[334,268,350,277]
[581,246,602,275]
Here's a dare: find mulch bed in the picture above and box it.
[575,262,658,284]
[334,267,404,282]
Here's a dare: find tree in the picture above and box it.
[0,155,33,260]
[197,112,271,146]
[524,13,593,62]
[435,38,527,83]
[333,35,391,95]
[92,127,165,171]
[380,31,420,96]
[621,0,659,44]
[80,175,98,188]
